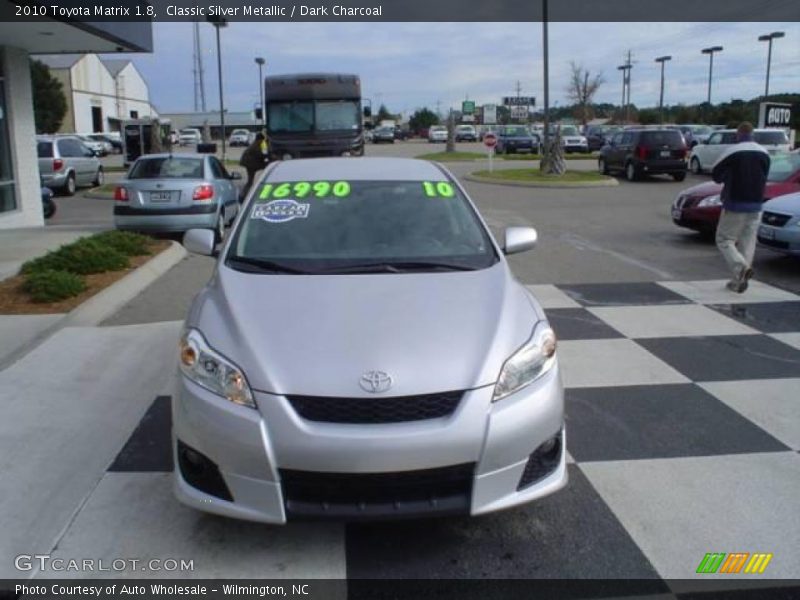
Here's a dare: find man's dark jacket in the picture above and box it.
[240,142,266,172]
[711,140,770,213]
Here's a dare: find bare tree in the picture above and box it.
[565,62,605,128]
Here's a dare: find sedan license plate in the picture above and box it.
[672,207,682,220]
[660,150,671,158]
[150,191,173,203]
[759,226,775,240]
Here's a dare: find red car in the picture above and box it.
[671,153,800,234]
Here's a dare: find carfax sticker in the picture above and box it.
[251,199,310,223]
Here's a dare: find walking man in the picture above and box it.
[712,122,770,293]
[239,133,268,202]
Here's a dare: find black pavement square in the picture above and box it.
[566,384,789,463]
[636,335,800,382]
[546,308,625,340]
[109,396,173,472]
[345,466,665,582]
[707,302,800,334]
[558,282,691,307]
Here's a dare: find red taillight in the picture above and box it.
[113,186,128,201]
[53,159,64,171]
[635,146,648,160]
[192,184,214,201]
[677,146,688,159]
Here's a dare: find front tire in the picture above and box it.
[690,156,702,174]
[213,213,225,245]
[93,167,104,187]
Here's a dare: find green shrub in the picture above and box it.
[21,238,129,276]
[22,270,87,303]
[91,230,152,256]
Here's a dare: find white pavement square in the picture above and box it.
[48,473,347,580]
[770,333,800,352]
[699,379,800,451]
[525,284,582,309]
[557,339,690,388]
[587,305,758,339]
[658,279,799,305]
[0,314,64,367]
[581,452,800,581]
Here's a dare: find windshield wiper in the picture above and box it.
[226,256,308,274]
[316,261,478,274]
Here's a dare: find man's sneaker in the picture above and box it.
[736,266,754,293]
[726,280,741,293]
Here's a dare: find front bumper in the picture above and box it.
[173,364,566,523]
[639,159,687,174]
[758,223,800,255]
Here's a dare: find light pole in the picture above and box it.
[617,63,631,124]
[255,57,265,132]
[701,46,723,106]
[208,16,228,161]
[758,31,784,98]
[542,0,550,160]
[655,55,672,124]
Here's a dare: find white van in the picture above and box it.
[690,128,791,174]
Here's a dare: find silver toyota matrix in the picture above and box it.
[175,157,566,523]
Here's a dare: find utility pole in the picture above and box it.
[255,57,265,132]
[617,51,632,124]
[542,0,550,161]
[208,16,227,160]
[655,55,672,124]
[701,46,723,105]
[758,31,784,97]
[192,22,207,112]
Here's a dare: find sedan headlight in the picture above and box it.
[493,321,557,402]
[179,329,255,408]
[698,194,722,208]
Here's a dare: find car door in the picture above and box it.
[209,158,237,221]
[606,133,623,169]
[57,138,85,184]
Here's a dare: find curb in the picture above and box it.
[465,173,619,189]
[0,241,187,370]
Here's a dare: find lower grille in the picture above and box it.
[762,211,791,228]
[517,432,563,491]
[280,463,474,520]
[286,391,462,424]
[177,440,233,501]
[758,237,790,250]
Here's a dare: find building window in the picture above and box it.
[130,110,138,119]
[0,52,17,213]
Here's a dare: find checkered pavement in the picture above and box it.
[33,280,800,593]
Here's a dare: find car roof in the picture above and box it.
[135,153,207,161]
[267,157,449,182]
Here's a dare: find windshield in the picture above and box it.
[560,126,579,136]
[180,129,198,135]
[431,126,446,132]
[268,100,360,133]
[228,179,497,273]
[129,157,204,179]
[767,153,800,182]
[755,130,789,146]
[504,126,528,136]
[232,129,249,135]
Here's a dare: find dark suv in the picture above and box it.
[598,129,688,182]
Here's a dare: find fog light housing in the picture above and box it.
[517,432,562,491]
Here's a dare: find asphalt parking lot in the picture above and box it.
[7,141,796,589]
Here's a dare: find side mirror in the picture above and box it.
[183,228,216,256]
[503,226,537,255]
[229,172,242,180]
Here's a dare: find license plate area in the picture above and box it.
[672,208,682,220]
[150,191,174,203]
[660,150,671,158]
[759,226,775,240]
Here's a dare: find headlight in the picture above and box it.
[178,329,256,408]
[698,194,721,208]
[493,321,557,402]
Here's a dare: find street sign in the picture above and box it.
[462,115,476,123]
[510,106,528,119]
[758,102,792,128]
[503,96,535,106]
[462,100,475,115]
[483,104,497,124]
[483,132,497,148]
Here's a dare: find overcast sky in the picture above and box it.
[121,21,799,116]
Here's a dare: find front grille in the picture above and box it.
[280,463,475,520]
[762,211,791,228]
[286,391,463,424]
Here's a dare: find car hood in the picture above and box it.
[187,262,543,398]
[763,192,800,214]
[682,180,794,200]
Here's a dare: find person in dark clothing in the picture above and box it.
[239,133,268,202]
[711,122,771,293]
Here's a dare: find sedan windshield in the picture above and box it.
[503,126,529,136]
[228,179,498,273]
[560,126,579,136]
[129,157,204,179]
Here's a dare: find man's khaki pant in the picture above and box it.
[715,209,761,280]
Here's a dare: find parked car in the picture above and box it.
[41,182,56,219]
[174,157,565,523]
[394,128,410,141]
[84,133,118,155]
[36,135,104,196]
[585,125,619,152]
[677,124,714,147]
[372,126,396,144]
[757,191,800,256]
[179,128,203,146]
[672,152,800,234]
[113,154,241,243]
[690,128,791,174]
[229,129,251,147]
[496,125,540,155]
[455,124,478,142]
[557,125,589,153]
[598,128,688,181]
[74,134,108,157]
[428,125,448,143]
[364,129,374,143]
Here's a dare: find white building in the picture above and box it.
[0,18,152,228]
[37,53,155,134]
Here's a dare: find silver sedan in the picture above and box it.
[175,157,566,523]
[113,154,241,242]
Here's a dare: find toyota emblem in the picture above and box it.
[359,370,393,393]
